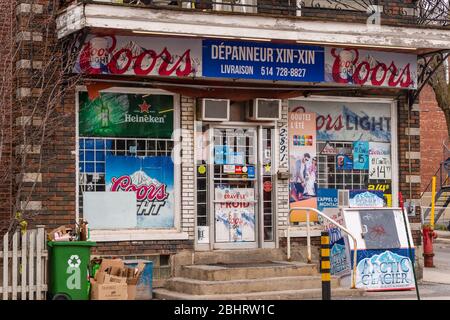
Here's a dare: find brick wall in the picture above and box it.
[0,0,15,231]
[5,1,194,257]
[419,85,448,192]
[397,96,422,247]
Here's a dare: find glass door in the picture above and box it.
[210,126,258,249]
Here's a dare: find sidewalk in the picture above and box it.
[435,230,450,240]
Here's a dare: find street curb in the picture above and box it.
[435,238,450,244]
[435,231,450,239]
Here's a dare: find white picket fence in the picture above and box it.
[0,226,48,300]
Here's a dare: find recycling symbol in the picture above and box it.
[68,255,81,268]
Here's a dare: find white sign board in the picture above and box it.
[83,192,137,229]
[341,208,416,291]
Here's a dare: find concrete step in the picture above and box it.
[153,287,365,300]
[193,249,286,265]
[165,275,340,295]
[180,261,317,281]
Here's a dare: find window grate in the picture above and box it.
[316,141,389,191]
[78,137,173,217]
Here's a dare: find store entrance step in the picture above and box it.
[153,287,365,300]
[180,261,317,281]
[192,248,286,265]
[164,275,340,295]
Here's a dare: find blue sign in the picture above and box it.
[349,190,385,208]
[247,166,255,179]
[202,40,325,82]
[317,188,338,212]
[353,141,369,170]
[353,249,416,291]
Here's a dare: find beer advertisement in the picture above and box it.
[325,47,417,89]
[214,187,256,243]
[105,155,175,228]
[288,111,317,211]
[289,100,392,143]
[78,92,174,139]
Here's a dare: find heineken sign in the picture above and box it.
[78,92,174,138]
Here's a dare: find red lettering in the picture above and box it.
[133,49,158,75]
[108,48,133,75]
[316,115,343,131]
[110,175,169,202]
[78,35,194,77]
[331,48,414,88]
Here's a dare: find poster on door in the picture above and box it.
[369,142,392,180]
[215,187,256,242]
[105,155,175,228]
[289,112,317,209]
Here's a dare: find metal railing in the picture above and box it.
[287,207,358,289]
[420,140,450,224]
[58,0,450,27]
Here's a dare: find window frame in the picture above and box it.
[75,86,186,242]
[288,95,399,208]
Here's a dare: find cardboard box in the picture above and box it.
[91,281,128,300]
[90,259,145,300]
[94,259,125,284]
[47,225,73,241]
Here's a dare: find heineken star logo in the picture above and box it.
[139,102,151,113]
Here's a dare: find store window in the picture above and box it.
[288,99,394,209]
[77,89,178,230]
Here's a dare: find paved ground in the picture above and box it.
[338,237,450,300]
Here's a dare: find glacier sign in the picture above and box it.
[356,250,416,291]
[106,155,175,228]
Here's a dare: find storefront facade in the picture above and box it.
[71,33,419,257]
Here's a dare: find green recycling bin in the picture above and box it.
[47,241,96,300]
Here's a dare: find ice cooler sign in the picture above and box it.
[342,208,416,291]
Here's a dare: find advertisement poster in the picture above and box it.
[75,35,417,89]
[349,190,385,208]
[317,189,351,276]
[76,35,202,77]
[353,141,369,170]
[214,146,245,165]
[289,100,391,143]
[215,187,256,242]
[336,154,353,170]
[368,182,392,207]
[369,142,392,180]
[289,112,317,210]
[202,40,325,82]
[317,188,338,212]
[79,92,174,139]
[342,208,416,291]
[355,249,416,291]
[105,155,175,228]
[325,47,417,89]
